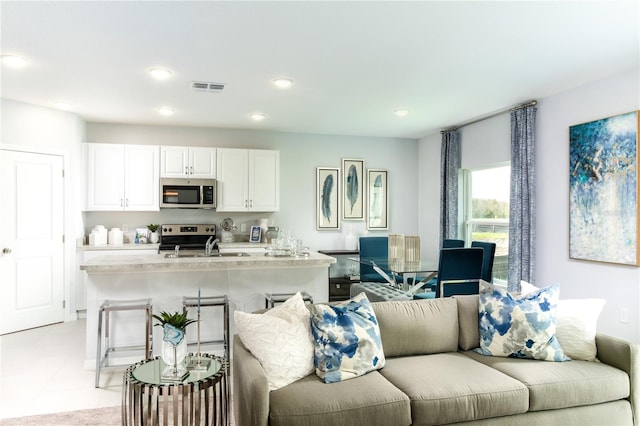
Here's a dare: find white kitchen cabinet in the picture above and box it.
[160,146,216,179]
[216,148,279,212]
[86,143,159,211]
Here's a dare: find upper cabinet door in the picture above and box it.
[86,143,125,211]
[124,145,159,211]
[216,148,249,211]
[160,146,189,178]
[161,146,216,179]
[85,143,159,211]
[189,147,216,179]
[249,150,279,212]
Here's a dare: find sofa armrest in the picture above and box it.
[596,333,640,425]
[233,335,269,426]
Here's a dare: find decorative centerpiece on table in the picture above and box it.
[153,310,196,381]
[147,224,160,244]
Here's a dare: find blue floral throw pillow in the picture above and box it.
[476,281,570,362]
[311,292,385,383]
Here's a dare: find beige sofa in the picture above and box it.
[233,296,638,426]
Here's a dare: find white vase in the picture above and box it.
[149,231,159,244]
[162,338,187,367]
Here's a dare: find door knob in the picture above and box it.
[2,248,11,254]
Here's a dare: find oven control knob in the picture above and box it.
[206,227,210,232]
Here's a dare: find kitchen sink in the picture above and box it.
[164,252,249,258]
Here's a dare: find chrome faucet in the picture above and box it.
[174,245,180,257]
[205,237,219,256]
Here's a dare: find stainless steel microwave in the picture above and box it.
[160,178,217,209]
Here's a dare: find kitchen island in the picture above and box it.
[80,251,335,367]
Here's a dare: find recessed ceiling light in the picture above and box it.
[54,101,73,110]
[250,112,267,121]
[158,106,175,116]
[394,109,409,117]
[1,54,28,68]
[148,67,173,80]
[272,78,293,89]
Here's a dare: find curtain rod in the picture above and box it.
[440,100,537,134]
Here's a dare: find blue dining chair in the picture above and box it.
[414,247,484,299]
[470,241,496,283]
[413,238,466,293]
[359,236,389,282]
[443,239,465,248]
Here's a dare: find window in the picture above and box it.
[462,164,510,282]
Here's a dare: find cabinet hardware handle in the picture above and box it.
[2,248,11,254]
[120,198,124,207]
[125,198,129,207]
[185,166,188,175]
[190,166,193,174]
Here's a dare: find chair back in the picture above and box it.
[443,239,465,248]
[470,241,497,283]
[359,236,389,282]
[436,248,484,297]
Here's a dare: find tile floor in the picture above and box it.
[0,319,126,419]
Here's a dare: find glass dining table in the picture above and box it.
[349,256,439,294]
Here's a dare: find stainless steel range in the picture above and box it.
[159,224,217,252]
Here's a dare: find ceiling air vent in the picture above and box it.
[191,81,225,93]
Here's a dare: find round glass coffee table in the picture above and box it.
[122,354,228,425]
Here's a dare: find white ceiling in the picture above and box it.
[1,1,638,139]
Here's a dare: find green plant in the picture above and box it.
[147,224,159,233]
[153,311,196,330]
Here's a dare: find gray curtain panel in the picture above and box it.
[440,130,460,246]
[508,106,537,292]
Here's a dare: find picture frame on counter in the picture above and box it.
[367,169,389,230]
[250,226,262,243]
[316,167,340,230]
[342,158,364,221]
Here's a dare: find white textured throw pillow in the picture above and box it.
[555,298,606,361]
[520,281,605,361]
[234,293,314,390]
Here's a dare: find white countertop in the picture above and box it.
[79,251,336,273]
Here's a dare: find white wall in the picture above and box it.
[85,123,420,251]
[536,68,640,342]
[1,98,86,319]
[418,68,640,342]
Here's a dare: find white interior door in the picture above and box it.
[0,150,64,334]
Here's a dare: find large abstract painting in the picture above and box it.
[569,111,639,265]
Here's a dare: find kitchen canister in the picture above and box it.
[91,225,108,245]
[108,228,124,245]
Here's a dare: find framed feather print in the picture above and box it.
[342,158,365,220]
[316,167,340,230]
[367,169,388,230]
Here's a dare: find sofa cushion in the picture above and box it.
[310,292,385,383]
[379,353,529,425]
[454,294,480,350]
[463,350,630,411]
[371,298,459,357]
[269,371,411,426]
[476,282,569,361]
[234,292,314,391]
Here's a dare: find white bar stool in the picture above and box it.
[182,295,230,363]
[95,298,153,388]
[264,291,314,308]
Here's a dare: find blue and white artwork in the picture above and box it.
[569,111,639,265]
[342,159,364,220]
[316,167,340,230]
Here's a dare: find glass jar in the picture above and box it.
[266,226,279,244]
